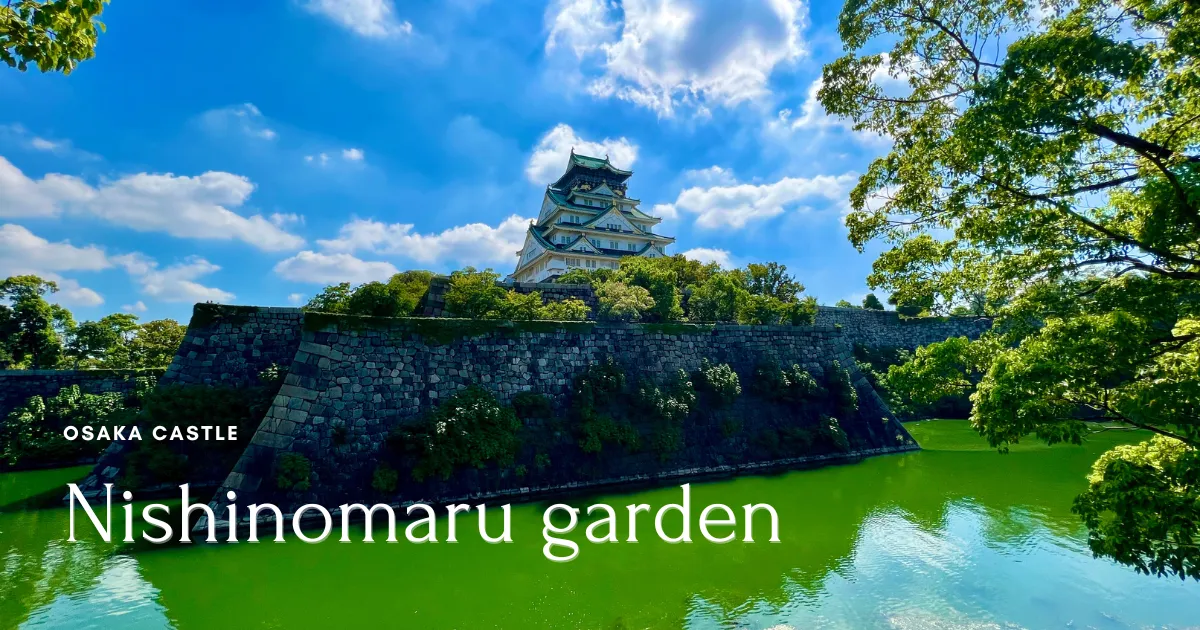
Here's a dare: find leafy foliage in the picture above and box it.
[821,0,1200,578]
[0,0,107,75]
[305,271,433,318]
[537,297,591,321]
[1,384,125,466]
[275,453,312,492]
[862,293,885,310]
[386,386,522,482]
[511,391,553,420]
[595,281,655,321]
[0,275,73,368]
[752,361,825,403]
[826,360,859,417]
[371,462,399,494]
[691,359,742,408]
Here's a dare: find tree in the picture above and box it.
[687,272,747,322]
[66,313,139,367]
[743,262,804,302]
[444,268,507,319]
[862,293,885,310]
[595,282,655,322]
[538,297,591,321]
[834,300,859,309]
[0,275,72,368]
[822,0,1200,578]
[303,282,354,314]
[1,0,108,75]
[130,319,186,368]
[617,257,684,322]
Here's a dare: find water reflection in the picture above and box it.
[0,422,1197,629]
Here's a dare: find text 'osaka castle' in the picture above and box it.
[509,151,675,283]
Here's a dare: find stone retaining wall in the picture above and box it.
[0,369,164,422]
[72,304,304,495]
[813,306,993,350]
[206,317,915,523]
[419,280,989,350]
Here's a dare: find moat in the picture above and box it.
[2,421,1198,630]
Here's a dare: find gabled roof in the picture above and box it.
[567,151,632,176]
[551,151,633,190]
[580,205,642,233]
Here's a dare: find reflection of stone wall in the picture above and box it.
[0,369,164,424]
[420,281,991,350]
[813,307,993,350]
[206,317,917,524]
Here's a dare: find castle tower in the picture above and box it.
[509,151,675,283]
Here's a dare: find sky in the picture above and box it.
[0,0,900,324]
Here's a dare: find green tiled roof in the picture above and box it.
[568,152,632,175]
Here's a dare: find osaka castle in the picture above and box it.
[509,151,675,283]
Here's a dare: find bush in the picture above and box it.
[1,386,124,467]
[687,273,746,322]
[555,268,615,285]
[636,370,696,460]
[511,391,553,420]
[275,453,312,492]
[578,414,640,453]
[692,359,741,407]
[121,442,187,489]
[617,257,684,321]
[305,271,433,317]
[386,387,521,482]
[862,293,885,310]
[444,268,507,319]
[372,463,399,494]
[821,416,850,452]
[595,282,655,322]
[752,361,824,403]
[537,297,591,321]
[827,361,859,415]
[496,290,543,320]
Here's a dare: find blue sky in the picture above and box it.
[0,0,897,323]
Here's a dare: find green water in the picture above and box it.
[2,421,1198,629]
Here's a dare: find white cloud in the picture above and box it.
[544,0,807,117]
[287,293,305,305]
[0,223,111,273]
[30,137,62,151]
[0,156,304,251]
[199,103,277,141]
[301,0,413,38]
[317,214,531,268]
[131,257,235,303]
[0,224,112,307]
[681,247,733,268]
[274,251,400,284]
[53,278,105,307]
[305,150,362,166]
[526,124,638,184]
[122,301,148,313]
[0,156,93,217]
[657,172,857,229]
[683,165,736,186]
[270,212,304,227]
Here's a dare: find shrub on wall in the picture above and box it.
[371,462,399,494]
[827,360,859,416]
[537,297,590,321]
[511,391,553,421]
[635,370,696,460]
[692,359,741,408]
[1,385,125,467]
[595,282,655,322]
[752,361,825,403]
[444,268,507,319]
[386,386,522,482]
[275,452,312,491]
